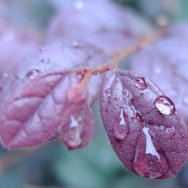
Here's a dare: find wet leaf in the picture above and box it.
[99,70,188,179]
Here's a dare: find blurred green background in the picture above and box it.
[0,0,188,188]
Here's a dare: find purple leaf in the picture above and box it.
[0,71,71,148]
[99,70,188,179]
[0,42,108,148]
[47,0,153,53]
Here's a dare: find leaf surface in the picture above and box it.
[99,70,188,178]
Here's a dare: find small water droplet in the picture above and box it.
[135,77,147,90]
[72,41,83,49]
[105,88,111,97]
[154,95,175,115]
[114,109,129,140]
[41,58,50,64]
[26,69,40,79]
[159,125,166,131]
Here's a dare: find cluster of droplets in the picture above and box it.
[134,76,176,116]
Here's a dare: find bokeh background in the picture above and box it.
[0,0,188,188]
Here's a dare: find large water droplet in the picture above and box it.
[143,127,160,159]
[26,69,40,79]
[114,109,129,140]
[135,77,147,90]
[105,88,111,97]
[154,96,175,115]
[134,128,169,178]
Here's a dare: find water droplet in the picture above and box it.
[143,127,160,159]
[159,125,166,131]
[105,88,111,97]
[26,69,40,79]
[114,109,129,140]
[66,116,83,148]
[154,96,175,115]
[72,41,83,49]
[0,28,15,42]
[134,128,169,178]
[70,116,79,128]
[135,77,147,90]
[41,58,50,64]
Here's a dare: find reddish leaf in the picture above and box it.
[99,70,188,179]
[0,43,108,148]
